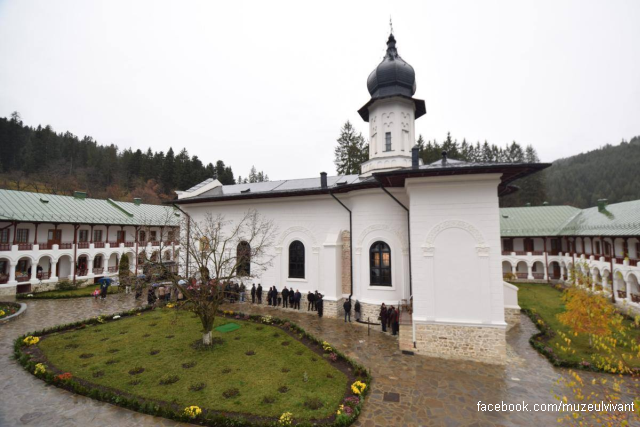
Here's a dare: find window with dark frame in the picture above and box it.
[116,230,125,243]
[385,132,392,151]
[595,241,601,255]
[370,241,392,286]
[139,230,146,242]
[79,230,89,242]
[16,229,29,243]
[93,230,103,242]
[502,239,513,252]
[288,240,305,279]
[0,229,8,243]
[150,230,157,241]
[237,241,251,276]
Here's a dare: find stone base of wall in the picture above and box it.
[31,282,58,293]
[0,286,17,299]
[356,301,382,324]
[504,308,521,331]
[408,322,507,365]
[247,292,343,320]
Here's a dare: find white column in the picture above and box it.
[9,260,16,284]
[30,261,38,281]
[527,263,533,280]
[50,259,58,281]
[88,256,94,276]
[543,263,549,280]
[626,280,632,304]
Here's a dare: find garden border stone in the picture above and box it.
[0,301,27,324]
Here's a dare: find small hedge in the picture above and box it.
[15,306,371,426]
[522,306,640,375]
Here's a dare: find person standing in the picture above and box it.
[282,287,289,308]
[343,298,352,323]
[275,286,281,307]
[257,283,263,304]
[380,303,388,332]
[147,286,156,306]
[391,306,400,336]
[316,293,324,318]
[354,300,361,322]
[288,289,294,308]
[294,289,301,310]
[240,283,246,303]
[314,291,320,311]
[267,287,273,306]
[251,284,256,304]
[307,291,314,311]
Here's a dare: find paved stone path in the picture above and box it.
[0,296,632,426]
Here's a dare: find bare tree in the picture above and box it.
[174,210,276,345]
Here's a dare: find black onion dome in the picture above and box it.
[367,34,416,98]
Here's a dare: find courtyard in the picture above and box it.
[0,293,633,427]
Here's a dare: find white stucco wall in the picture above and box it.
[407,173,506,327]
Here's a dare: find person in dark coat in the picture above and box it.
[257,283,262,304]
[294,289,301,310]
[267,286,273,306]
[316,293,324,318]
[354,300,361,322]
[275,286,281,306]
[147,286,156,306]
[343,298,352,322]
[314,291,320,311]
[282,287,289,308]
[390,306,399,335]
[307,291,315,311]
[251,284,256,304]
[289,288,295,308]
[380,303,388,332]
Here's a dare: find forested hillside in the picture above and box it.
[542,136,640,208]
[0,112,267,204]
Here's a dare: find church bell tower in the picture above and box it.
[358,33,426,176]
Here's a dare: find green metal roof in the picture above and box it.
[0,189,180,226]
[500,206,581,237]
[560,200,640,236]
[500,200,640,237]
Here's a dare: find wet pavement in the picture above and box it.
[0,296,631,426]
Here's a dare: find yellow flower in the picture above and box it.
[183,405,202,419]
[351,380,367,395]
[278,412,293,426]
[23,336,40,346]
[0,310,5,317]
[34,363,46,375]
[166,303,175,308]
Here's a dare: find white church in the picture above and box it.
[174,33,548,364]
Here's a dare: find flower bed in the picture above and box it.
[14,306,371,426]
[0,302,20,320]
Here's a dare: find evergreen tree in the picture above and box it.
[334,121,368,175]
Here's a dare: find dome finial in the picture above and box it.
[389,16,394,36]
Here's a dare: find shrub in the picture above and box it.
[107,349,119,354]
[129,367,145,375]
[245,350,255,356]
[222,368,232,374]
[281,341,290,346]
[79,353,94,359]
[278,385,289,393]
[222,387,240,399]
[182,361,196,369]
[106,359,118,365]
[129,379,141,386]
[65,343,79,349]
[159,375,179,385]
[189,382,207,392]
[304,397,324,410]
[149,350,160,356]
[262,395,276,404]
[93,371,105,378]
[281,367,290,373]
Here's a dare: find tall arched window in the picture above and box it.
[288,240,305,279]
[237,241,251,276]
[370,241,391,286]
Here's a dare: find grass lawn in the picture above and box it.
[516,283,640,368]
[37,308,348,420]
[21,284,118,299]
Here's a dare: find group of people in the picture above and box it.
[224,282,247,303]
[247,284,326,318]
[379,303,400,335]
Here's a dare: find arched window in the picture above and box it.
[288,240,305,279]
[237,241,251,276]
[163,251,171,261]
[370,241,391,286]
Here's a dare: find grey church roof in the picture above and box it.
[367,33,416,99]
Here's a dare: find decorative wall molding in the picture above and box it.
[422,220,489,257]
[356,224,408,251]
[276,226,318,246]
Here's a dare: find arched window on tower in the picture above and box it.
[237,241,251,276]
[288,240,305,279]
[370,241,391,286]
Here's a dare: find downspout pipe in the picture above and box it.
[328,190,353,300]
[373,175,415,349]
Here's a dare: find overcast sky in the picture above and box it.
[1,0,639,182]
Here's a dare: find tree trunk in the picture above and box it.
[202,330,212,346]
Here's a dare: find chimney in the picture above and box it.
[543,201,549,206]
[320,172,327,189]
[526,202,531,207]
[597,199,608,212]
[441,151,448,165]
[133,198,142,206]
[411,145,419,169]
[73,191,86,200]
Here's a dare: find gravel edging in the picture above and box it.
[0,302,27,324]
